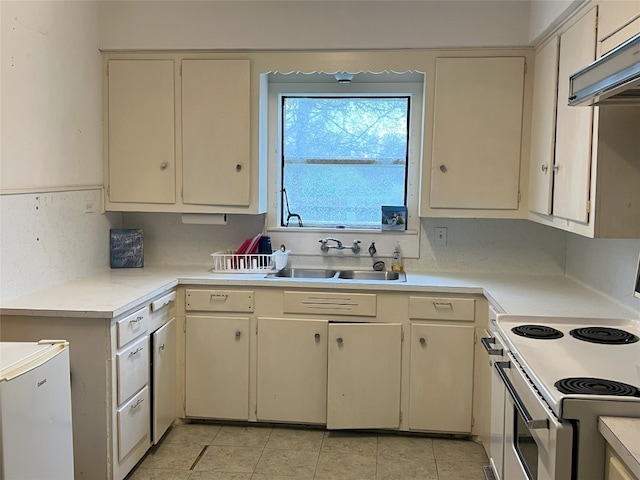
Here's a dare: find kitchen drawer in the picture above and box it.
[408,296,475,321]
[186,289,254,312]
[117,386,150,462]
[149,290,177,332]
[117,335,150,404]
[283,291,377,317]
[116,306,149,348]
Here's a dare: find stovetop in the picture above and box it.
[496,315,640,417]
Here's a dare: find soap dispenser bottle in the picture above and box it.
[391,241,404,272]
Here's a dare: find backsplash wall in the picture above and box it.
[123,213,567,275]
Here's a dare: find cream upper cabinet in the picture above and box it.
[256,317,328,424]
[106,59,176,205]
[553,8,597,223]
[528,6,640,238]
[103,54,260,214]
[528,37,559,216]
[428,57,525,212]
[598,0,640,55]
[182,59,250,207]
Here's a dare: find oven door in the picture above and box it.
[496,354,573,480]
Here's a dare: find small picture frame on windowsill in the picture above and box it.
[381,206,407,231]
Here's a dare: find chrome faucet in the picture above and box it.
[319,238,361,254]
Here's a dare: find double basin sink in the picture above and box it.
[266,268,406,282]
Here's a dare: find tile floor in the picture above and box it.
[127,422,489,480]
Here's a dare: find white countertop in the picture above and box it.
[599,416,640,478]
[0,265,637,320]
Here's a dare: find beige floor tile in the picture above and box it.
[254,448,318,478]
[189,471,252,480]
[211,425,273,448]
[433,438,489,464]
[139,443,205,470]
[164,424,221,446]
[376,433,434,459]
[251,475,311,480]
[436,459,488,480]
[194,445,263,473]
[126,468,191,480]
[264,427,325,451]
[314,451,377,480]
[321,431,378,455]
[377,454,439,480]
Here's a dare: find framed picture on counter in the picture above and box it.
[110,229,144,268]
[381,206,407,231]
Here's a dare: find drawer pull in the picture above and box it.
[235,330,242,339]
[419,337,427,346]
[314,333,321,342]
[129,346,144,357]
[130,316,144,324]
[433,302,453,309]
[130,398,144,410]
[336,337,343,345]
[210,294,229,301]
[159,343,165,351]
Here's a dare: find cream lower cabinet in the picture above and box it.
[256,317,328,424]
[185,315,250,419]
[152,317,177,444]
[326,322,402,429]
[408,323,475,433]
[605,444,638,480]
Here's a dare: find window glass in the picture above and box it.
[281,96,409,229]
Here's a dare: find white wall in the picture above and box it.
[0,1,115,301]
[528,0,584,44]
[98,0,531,50]
[565,235,640,313]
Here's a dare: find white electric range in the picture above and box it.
[493,314,640,480]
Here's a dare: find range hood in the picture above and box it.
[569,32,640,106]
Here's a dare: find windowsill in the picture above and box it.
[266,226,420,258]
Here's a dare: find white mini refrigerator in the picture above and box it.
[0,341,74,480]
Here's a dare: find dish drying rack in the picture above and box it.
[210,249,290,273]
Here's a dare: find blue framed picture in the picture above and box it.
[381,206,407,231]
[110,229,144,268]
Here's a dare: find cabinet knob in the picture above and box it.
[236,164,242,172]
[419,337,427,346]
[541,164,548,172]
[553,165,559,173]
[159,344,165,351]
[235,330,242,339]
[439,164,448,173]
[160,161,168,170]
[336,337,343,345]
[314,333,321,342]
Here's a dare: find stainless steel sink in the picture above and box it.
[266,268,338,279]
[337,270,406,281]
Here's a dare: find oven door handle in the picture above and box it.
[495,361,549,430]
[481,337,503,355]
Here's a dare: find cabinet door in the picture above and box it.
[182,59,251,207]
[152,318,176,444]
[430,57,524,210]
[107,59,176,204]
[327,323,402,429]
[409,323,474,433]
[256,318,328,424]
[528,37,559,216]
[553,8,597,223]
[185,315,250,419]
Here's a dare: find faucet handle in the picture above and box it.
[352,239,362,254]
[368,241,377,257]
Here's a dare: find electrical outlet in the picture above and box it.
[435,227,447,246]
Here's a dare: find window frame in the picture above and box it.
[265,73,424,257]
